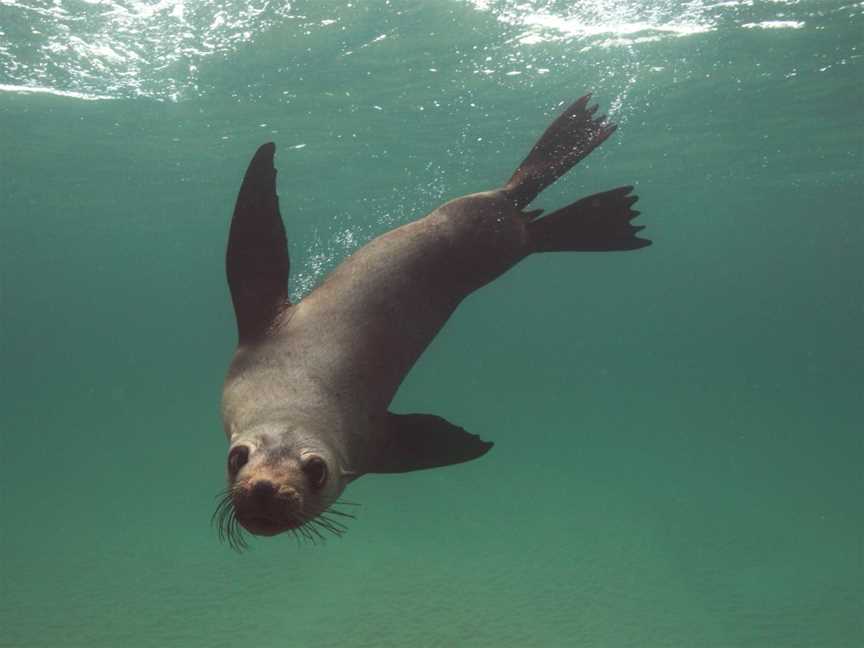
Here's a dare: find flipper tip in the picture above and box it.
[256,141,276,157]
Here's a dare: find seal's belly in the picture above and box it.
[289,192,528,406]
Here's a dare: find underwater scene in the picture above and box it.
[1,1,862,646]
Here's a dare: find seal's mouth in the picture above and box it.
[240,515,297,536]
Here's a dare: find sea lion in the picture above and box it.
[214,94,649,549]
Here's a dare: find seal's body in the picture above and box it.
[215,95,649,548]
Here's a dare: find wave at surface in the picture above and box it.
[466,0,821,48]
[0,0,295,101]
[0,0,855,103]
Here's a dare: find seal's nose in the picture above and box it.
[250,480,277,500]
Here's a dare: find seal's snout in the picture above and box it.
[234,477,303,536]
[247,479,300,509]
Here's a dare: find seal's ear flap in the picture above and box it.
[227,142,291,343]
[368,413,494,474]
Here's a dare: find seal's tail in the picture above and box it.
[528,186,650,252]
[504,94,650,252]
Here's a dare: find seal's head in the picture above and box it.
[213,423,355,550]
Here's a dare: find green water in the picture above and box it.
[1,1,862,646]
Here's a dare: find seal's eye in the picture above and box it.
[227,445,249,475]
[303,456,327,490]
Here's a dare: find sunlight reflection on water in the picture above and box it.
[0,0,820,102]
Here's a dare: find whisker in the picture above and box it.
[305,498,360,540]
[296,513,322,537]
[295,520,315,540]
[314,517,346,537]
[292,528,307,548]
[293,510,341,540]
[291,512,324,545]
[319,513,348,529]
[212,487,249,553]
[304,523,326,543]
[319,508,357,529]
[227,515,247,552]
[312,522,342,539]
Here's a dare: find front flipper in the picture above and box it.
[368,413,494,474]
[227,142,291,343]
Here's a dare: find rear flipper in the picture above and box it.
[504,94,615,209]
[528,186,651,252]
